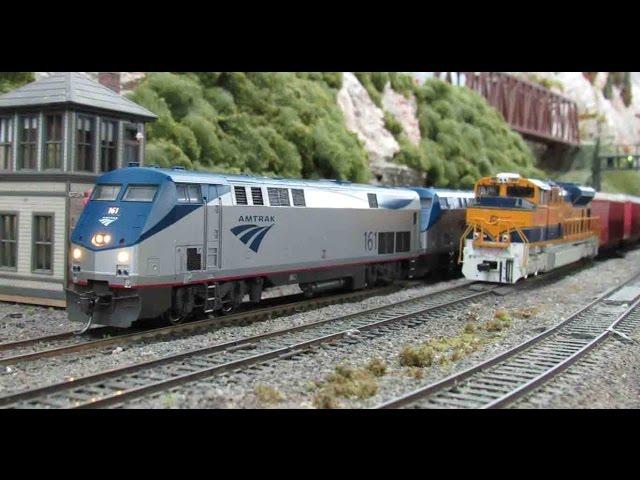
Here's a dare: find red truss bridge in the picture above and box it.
[435,72,580,148]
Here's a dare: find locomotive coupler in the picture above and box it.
[75,291,97,335]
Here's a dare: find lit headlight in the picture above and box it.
[92,233,112,247]
[117,251,130,263]
[72,248,82,260]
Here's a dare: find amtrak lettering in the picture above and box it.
[238,215,276,223]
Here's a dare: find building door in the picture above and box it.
[205,185,222,270]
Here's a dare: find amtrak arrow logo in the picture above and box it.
[99,217,118,227]
[231,224,274,253]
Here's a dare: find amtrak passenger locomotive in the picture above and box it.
[67,166,472,328]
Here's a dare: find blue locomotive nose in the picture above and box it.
[71,199,155,250]
[71,168,173,251]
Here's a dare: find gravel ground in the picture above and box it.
[513,332,640,409]
[0,276,469,396]
[0,304,70,344]
[2,250,639,408]
[117,249,640,409]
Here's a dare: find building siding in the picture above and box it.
[0,195,66,280]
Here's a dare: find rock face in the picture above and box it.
[337,73,399,170]
[381,84,421,146]
[520,72,640,147]
[337,73,424,185]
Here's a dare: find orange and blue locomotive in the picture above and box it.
[460,173,599,284]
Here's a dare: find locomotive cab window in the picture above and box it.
[176,184,203,204]
[123,185,158,202]
[506,186,535,198]
[92,184,121,201]
[478,185,499,197]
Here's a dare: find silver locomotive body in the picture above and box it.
[68,167,421,327]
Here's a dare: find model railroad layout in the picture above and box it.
[2,166,640,409]
[377,271,640,409]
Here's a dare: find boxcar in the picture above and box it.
[592,192,626,250]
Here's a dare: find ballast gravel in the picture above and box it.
[0,276,468,395]
[1,249,639,408]
[123,249,640,409]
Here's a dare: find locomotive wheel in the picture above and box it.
[220,302,235,316]
[162,310,186,325]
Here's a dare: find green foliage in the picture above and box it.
[0,72,35,94]
[354,73,383,107]
[383,112,404,137]
[131,72,367,182]
[131,72,538,188]
[391,77,539,188]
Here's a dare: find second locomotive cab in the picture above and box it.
[67,167,422,328]
[461,173,599,284]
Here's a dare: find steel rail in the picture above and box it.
[0,283,495,409]
[0,284,408,366]
[377,270,640,409]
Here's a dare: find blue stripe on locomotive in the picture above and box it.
[71,168,205,251]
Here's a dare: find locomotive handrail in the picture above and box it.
[459,220,529,268]
[560,216,600,241]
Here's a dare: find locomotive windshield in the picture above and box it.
[123,185,158,202]
[91,184,121,201]
[506,186,535,198]
[478,185,499,197]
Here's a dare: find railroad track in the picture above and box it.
[0,282,499,408]
[0,283,408,366]
[377,271,640,409]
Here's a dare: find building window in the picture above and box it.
[0,214,17,270]
[43,113,63,170]
[100,120,118,172]
[76,115,95,172]
[18,115,38,170]
[0,117,13,171]
[33,214,53,273]
[124,125,140,165]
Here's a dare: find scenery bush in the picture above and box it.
[0,72,34,94]
[129,72,539,188]
[393,75,540,188]
[129,72,370,182]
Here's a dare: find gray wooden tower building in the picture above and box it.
[0,72,156,306]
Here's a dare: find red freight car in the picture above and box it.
[592,193,627,250]
[623,197,633,242]
[630,195,640,243]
